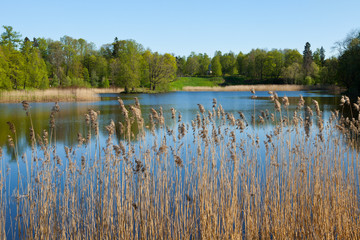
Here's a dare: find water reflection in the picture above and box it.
[0,91,341,161]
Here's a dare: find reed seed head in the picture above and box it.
[7,122,16,135]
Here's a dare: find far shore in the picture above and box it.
[181,84,343,93]
[0,88,124,103]
[0,85,343,103]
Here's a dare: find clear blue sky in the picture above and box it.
[1,0,359,57]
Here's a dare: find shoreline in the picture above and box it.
[0,85,343,103]
[0,88,124,103]
[181,84,343,93]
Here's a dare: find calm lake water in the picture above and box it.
[0,90,344,238]
[0,90,340,153]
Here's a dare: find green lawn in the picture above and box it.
[169,77,224,90]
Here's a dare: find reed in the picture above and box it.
[1,93,360,239]
[0,88,124,103]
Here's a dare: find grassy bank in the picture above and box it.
[170,77,343,93]
[183,84,343,92]
[1,94,360,238]
[169,77,224,90]
[0,88,124,103]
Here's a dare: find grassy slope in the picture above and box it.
[169,77,224,90]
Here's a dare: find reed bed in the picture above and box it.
[1,92,360,239]
[182,84,342,92]
[0,88,123,103]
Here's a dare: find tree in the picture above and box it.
[284,49,302,67]
[264,49,284,80]
[236,52,245,75]
[175,56,186,77]
[254,49,266,80]
[5,48,25,89]
[303,42,313,77]
[0,26,22,49]
[211,56,222,76]
[0,46,12,89]
[184,52,200,76]
[47,40,65,85]
[145,52,177,91]
[337,30,360,90]
[198,53,211,75]
[220,52,236,75]
[112,37,120,58]
[319,57,338,84]
[313,48,321,66]
[320,47,325,67]
[283,62,302,84]
[110,40,143,92]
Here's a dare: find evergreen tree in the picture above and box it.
[320,47,325,66]
[303,42,313,77]
[0,26,22,49]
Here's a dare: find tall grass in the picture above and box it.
[0,88,124,103]
[1,92,360,239]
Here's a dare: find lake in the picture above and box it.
[0,90,340,152]
[3,90,358,239]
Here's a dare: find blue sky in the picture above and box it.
[1,0,359,57]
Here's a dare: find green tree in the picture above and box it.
[313,48,321,66]
[184,52,200,76]
[320,47,325,66]
[264,49,284,79]
[5,48,25,89]
[337,30,360,90]
[110,40,143,92]
[211,55,222,76]
[0,46,12,89]
[198,53,211,75]
[283,62,302,84]
[0,26,22,49]
[21,38,49,89]
[175,56,186,77]
[220,52,236,75]
[47,40,65,85]
[254,49,267,80]
[284,49,302,67]
[319,57,338,84]
[145,52,177,91]
[236,52,245,75]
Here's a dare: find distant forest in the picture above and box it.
[0,26,359,93]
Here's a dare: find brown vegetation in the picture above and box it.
[0,88,124,103]
[1,93,360,239]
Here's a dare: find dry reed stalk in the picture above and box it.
[2,95,360,239]
[0,88,103,103]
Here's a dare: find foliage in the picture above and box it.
[337,30,360,92]
[0,25,22,49]
[303,42,313,77]
[211,56,222,76]
[145,52,177,91]
[110,40,143,92]
[220,52,237,75]
[0,25,358,92]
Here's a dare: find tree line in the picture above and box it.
[0,25,359,92]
